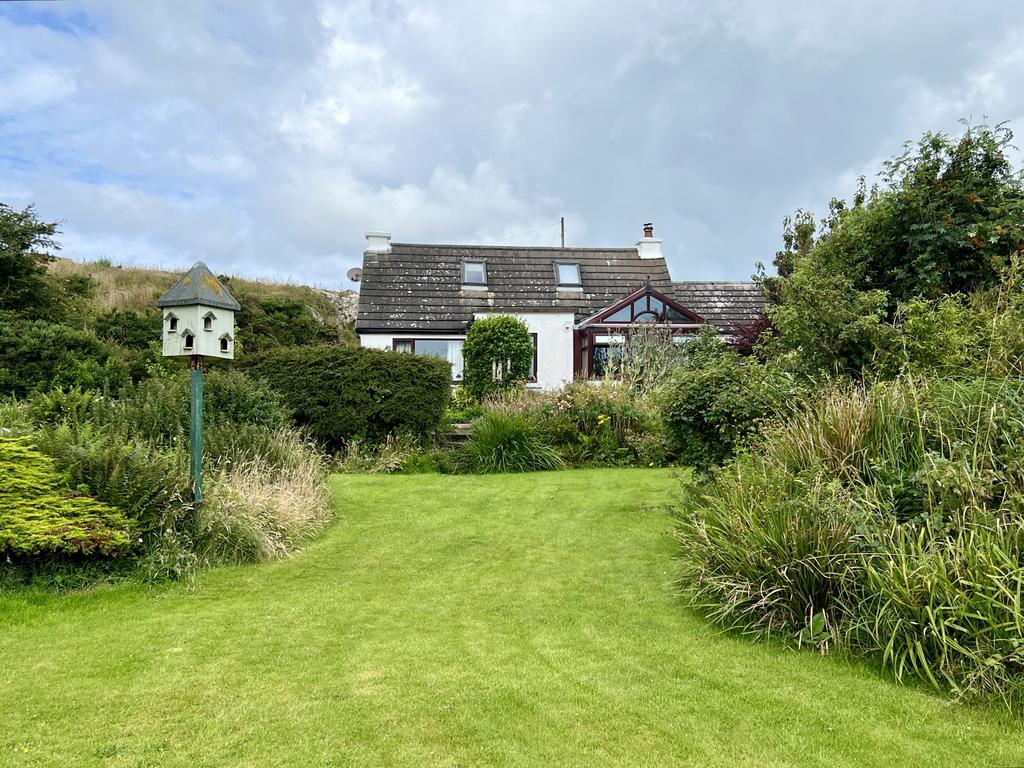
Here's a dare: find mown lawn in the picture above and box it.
[2,469,1022,767]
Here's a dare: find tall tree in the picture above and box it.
[0,203,61,317]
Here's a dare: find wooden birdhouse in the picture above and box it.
[156,262,239,360]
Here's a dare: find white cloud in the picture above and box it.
[2,0,1024,286]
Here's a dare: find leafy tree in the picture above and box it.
[0,203,61,318]
[462,315,534,399]
[764,121,1024,378]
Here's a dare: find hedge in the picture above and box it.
[248,345,450,448]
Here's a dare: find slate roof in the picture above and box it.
[671,281,766,331]
[156,261,241,311]
[356,244,675,332]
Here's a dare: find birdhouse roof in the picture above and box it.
[156,261,240,311]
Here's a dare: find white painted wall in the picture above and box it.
[474,311,575,390]
[162,304,235,359]
[359,311,575,390]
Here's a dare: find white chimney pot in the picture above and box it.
[365,230,392,254]
[636,223,663,260]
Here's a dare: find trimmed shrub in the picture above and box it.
[0,438,133,558]
[459,411,565,473]
[462,315,533,399]
[249,345,450,448]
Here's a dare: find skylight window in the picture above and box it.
[462,261,487,287]
[556,263,581,288]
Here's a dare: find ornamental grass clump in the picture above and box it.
[675,375,1024,708]
[192,429,331,564]
[459,411,564,474]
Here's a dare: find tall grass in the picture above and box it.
[675,376,1024,708]
[460,411,565,473]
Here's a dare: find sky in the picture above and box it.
[2,1,1023,289]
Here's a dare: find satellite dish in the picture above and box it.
[346,267,362,283]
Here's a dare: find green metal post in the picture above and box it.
[190,356,204,505]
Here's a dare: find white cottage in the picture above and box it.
[354,225,766,388]
[156,261,240,360]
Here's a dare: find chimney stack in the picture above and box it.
[365,230,392,254]
[636,221,663,260]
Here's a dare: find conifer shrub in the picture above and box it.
[0,438,133,558]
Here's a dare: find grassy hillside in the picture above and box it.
[48,257,358,338]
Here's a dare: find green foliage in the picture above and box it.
[458,410,565,473]
[764,122,1024,379]
[0,314,130,398]
[233,292,341,354]
[0,438,133,558]
[94,309,161,350]
[540,381,671,467]
[30,423,190,540]
[462,315,534,399]
[0,203,60,318]
[114,368,290,444]
[674,377,1024,707]
[249,345,451,448]
[661,337,798,469]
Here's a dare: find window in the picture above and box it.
[183,333,194,351]
[462,261,487,287]
[393,338,465,380]
[555,263,581,288]
[167,315,178,331]
[220,336,230,352]
[203,312,215,331]
[598,292,694,324]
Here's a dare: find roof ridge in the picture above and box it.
[390,242,640,253]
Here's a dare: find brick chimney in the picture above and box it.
[365,230,391,254]
[636,222,663,260]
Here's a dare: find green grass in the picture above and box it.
[1,469,1022,767]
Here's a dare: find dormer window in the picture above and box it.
[203,311,216,331]
[462,261,487,288]
[556,263,581,288]
[167,314,178,332]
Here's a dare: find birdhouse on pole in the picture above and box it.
[156,261,239,359]
[156,262,239,505]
